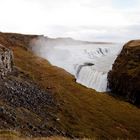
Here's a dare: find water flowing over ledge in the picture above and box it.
[31,39,123,92]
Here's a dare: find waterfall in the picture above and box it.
[74,46,122,92]
[76,65,108,92]
[32,41,123,92]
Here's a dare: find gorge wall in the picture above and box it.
[108,40,140,105]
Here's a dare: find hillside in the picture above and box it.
[0,32,140,139]
[0,44,62,137]
[108,40,140,105]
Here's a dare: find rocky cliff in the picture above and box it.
[108,40,140,105]
[0,44,13,77]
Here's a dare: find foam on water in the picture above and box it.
[32,42,122,92]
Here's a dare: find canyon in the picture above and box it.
[0,32,140,139]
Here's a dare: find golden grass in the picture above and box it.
[0,130,88,140]
[12,46,140,139]
[0,137,91,140]
[0,136,69,140]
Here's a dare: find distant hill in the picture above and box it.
[46,37,113,45]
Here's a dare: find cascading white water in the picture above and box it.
[73,46,122,92]
[76,67,108,92]
[31,40,122,92]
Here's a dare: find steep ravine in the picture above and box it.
[108,40,140,106]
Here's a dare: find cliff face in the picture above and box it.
[108,40,140,105]
[0,44,13,77]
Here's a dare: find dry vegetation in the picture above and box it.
[11,46,140,139]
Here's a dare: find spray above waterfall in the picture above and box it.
[30,37,123,92]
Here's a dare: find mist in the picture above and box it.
[30,37,123,92]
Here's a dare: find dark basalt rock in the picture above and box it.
[0,68,63,137]
[76,62,94,78]
[108,40,140,106]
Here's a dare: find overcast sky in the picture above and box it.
[0,0,140,42]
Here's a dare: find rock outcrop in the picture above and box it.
[108,40,140,105]
[0,44,13,77]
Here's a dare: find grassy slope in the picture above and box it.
[12,46,140,139]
